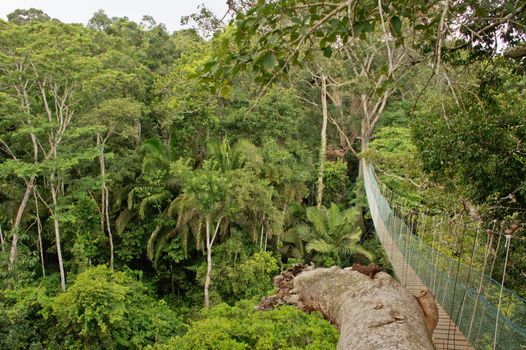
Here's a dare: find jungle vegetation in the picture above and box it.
[0,1,525,348]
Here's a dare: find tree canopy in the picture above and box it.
[0,1,525,347]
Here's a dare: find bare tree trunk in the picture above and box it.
[105,187,114,270]
[7,86,39,269]
[51,180,66,291]
[97,133,114,270]
[317,75,329,209]
[358,118,368,178]
[33,188,45,277]
[97,134,106,236]
[135,119,142,145]
[204,218,212,308]
[204,217,222,308]
[8,176,35,270]
[260,266,438,350]
[0,225,4,253]
[259,224,264,250]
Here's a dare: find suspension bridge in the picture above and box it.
[363,161,526,350]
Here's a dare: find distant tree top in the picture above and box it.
[7,8,51,25]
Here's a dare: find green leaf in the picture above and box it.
[354,20,375,35]
[261,53,277,72]
[390,16,402,36]
[322,46,333,58]
[203,60,219,74]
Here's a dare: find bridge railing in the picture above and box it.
[364,162,526,350]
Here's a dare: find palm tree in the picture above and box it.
[120,136,188,267]
[303,203,374,266]
[142,139,238,267]
[135,137,281,307]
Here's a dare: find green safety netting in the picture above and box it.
[364,163,526,350]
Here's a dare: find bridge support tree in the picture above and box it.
[260,265,438,350]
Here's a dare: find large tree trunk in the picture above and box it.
[317,75,328,209]
[259,265,437,350]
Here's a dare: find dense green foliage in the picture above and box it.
[1,0,525,347]
[0,266,183,349]
[153,300,338,350]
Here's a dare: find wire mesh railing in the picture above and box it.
[363,162,526,350]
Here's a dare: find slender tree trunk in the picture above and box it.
[317,75,329,209]
[135,119,142,145]
[204,218,212,308]
[204,217,222,308]
[105,187,114,270]
[259,224,264,250]
[99,186,106,235]
[8,176,35,270]
[8,87,39,269]
[51,180,66,291]
[358,119,368,178]
[98,134,114,269]
[33,188,45,277]
[0,225,4,253]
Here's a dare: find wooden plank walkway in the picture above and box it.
[366,174,474,350]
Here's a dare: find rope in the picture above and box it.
[493,234,512,350]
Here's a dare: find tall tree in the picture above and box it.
[86,98,142,269]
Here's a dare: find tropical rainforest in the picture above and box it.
[0,1,525,349]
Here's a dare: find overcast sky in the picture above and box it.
[0,0,229,32]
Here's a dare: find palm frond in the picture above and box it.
[306,239,334,254]
[344,228,362,242]
[147,225,162,261]
[342,207,360,223]
[289,247,304,259]
[327,203,344,231]
[153,234,169,268]
[294,223,313,241]
[115,208,133,235]
[141,138,165,156]
[138,190,171,219]
[127,188,137,210]
[306,206,327,236]
[340,242,375,262]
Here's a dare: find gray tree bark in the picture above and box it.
[8,176,35,270]
[260,265,437,350]
[204,216,222,308]
[316,74,328,209]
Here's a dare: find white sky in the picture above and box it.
[0,0,229,32]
